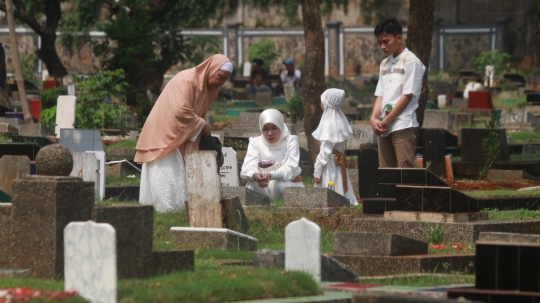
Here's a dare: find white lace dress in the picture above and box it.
[139,128,202,213]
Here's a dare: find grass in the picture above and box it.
[357,274,474,287]
[104,139,138,151]
[0,136,10,142]
[485,208,540,221]
[466,189,540,198]
[507,131,540,143]
[106,174,141,186]
[0,268,320,303]
[510,153,540,161]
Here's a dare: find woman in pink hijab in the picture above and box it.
[135,54,233,212]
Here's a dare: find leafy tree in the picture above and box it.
[0,0,68,77]
[474,50,511,88]
[247,38,279,68]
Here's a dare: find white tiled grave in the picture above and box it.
[64,221,117,303]
[285,218,321,282]
[55,96,76,137]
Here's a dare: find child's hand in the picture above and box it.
[314,177,322,184]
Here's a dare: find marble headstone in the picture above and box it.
[55,96,76,137]
[60,129,104,153]
[285,218,321,282]
[64,221,117,303]
[70,151,106,202]
[186,151,222,228]
[220,147,239,187]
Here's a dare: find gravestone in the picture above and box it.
[422,110,453,129]
[254,91,272,106]
[0,155,30,196]
[129,130,139,140]
[347,169,360,202]
[221,186,270,206]
[223,136,250,151]
[357,148,379,199]
[284,83,295,101]
[284,187,350,208]
[185,151,222,228]
[222,196,249,234]
[452,113,474,127]
[487,169,539,182]
[19,124,54,137]
[0,117,23,128]
[501,110,538,124]
[71,152,106,202]
[170,227,257,251]
[220,147,239,187]
[346,124,377,150]
[461,128,510,162]
[285,218,321,282]
[55,96,76,137]
[333,233,427,256]
[0,122,18,134]
[422,129,445,176]
[93,205,153,278]
[106,160,141,176]
[64,221,117,303]
[60,129,104,153]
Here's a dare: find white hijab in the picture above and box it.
[259,109,290,149]
[312,88,352,143]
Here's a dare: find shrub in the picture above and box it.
[478,132,501,180]
[39,87,62,110]
[247,38,278,69]
[287,92,304,123]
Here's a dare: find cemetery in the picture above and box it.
[0,1,540,302]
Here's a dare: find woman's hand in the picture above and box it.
[253,172,270,181]
[314,177,322,184]
[201,121,212,137]
[257,179,269,188]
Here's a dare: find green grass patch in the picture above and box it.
[117,268,319,303]
[106,174,141,186]
[0,269,320,303]
[465,190,540,198]
[0,136,10,142]
[303,175,314,187]
[358,274,474,287]
[507,131,540,143]
[485,208,540,221]
[104,139,138,151]
[510,153,540,161]
[97,199,139,206]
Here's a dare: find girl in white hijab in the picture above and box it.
[240,109,304,200]
[313,88,357,205]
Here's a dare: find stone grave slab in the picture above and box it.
[19,124,54,137]
[384,211,489,223]
[0,142,41,160]
[186,151,222,228]
[353,217,540,244]
[55,96,76,137]
[452,112,474,127]
[60,129,104,153]
[346,124,377,150]
[254,91,272,106]
[128,130,139,140]
[452,98,468,108]
[0,203,11,267]
[285,218,321,282]
[501,110,538,124]
[106,160,141,176]
[478,231,540,245]
[221,186,270,206]
[0,122,18,134]
[11,135,54,147]
[395,185,474,213]
[422,110,453,129]
[64,221,117,303]
[93,205,153,279]
[333,233,427,256]
[238,112,261,125]
[347,169,360,202]
[523,144,540,155]
[220,147,239,187]
[422,129,445,177]
[487,169,539,181]
[0,155,30,196]
[332,254,475,277]
[170,227,257,251]
[10,176,94,278]
[0,117,23,128]
[461,128,510,162]
[152,250,194,275]
[284,187,350,208]
[0,269,30,278]
[222,197,249,234]
[253,249,358,283]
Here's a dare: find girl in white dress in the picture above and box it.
[240,109,304,201]
[313,88,358,205]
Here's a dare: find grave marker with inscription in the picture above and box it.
[220,147,239,187]
[346,124,377,150]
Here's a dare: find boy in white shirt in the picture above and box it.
[370,17,426,168]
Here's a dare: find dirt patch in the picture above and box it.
[444,178,540,191]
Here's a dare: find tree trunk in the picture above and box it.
[35,33,68,78]
[300,0,325,164]
[407,0,434,128]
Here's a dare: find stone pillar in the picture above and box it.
[10,176,94,278]
[326,21,342,77]
[226,22,243,66]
